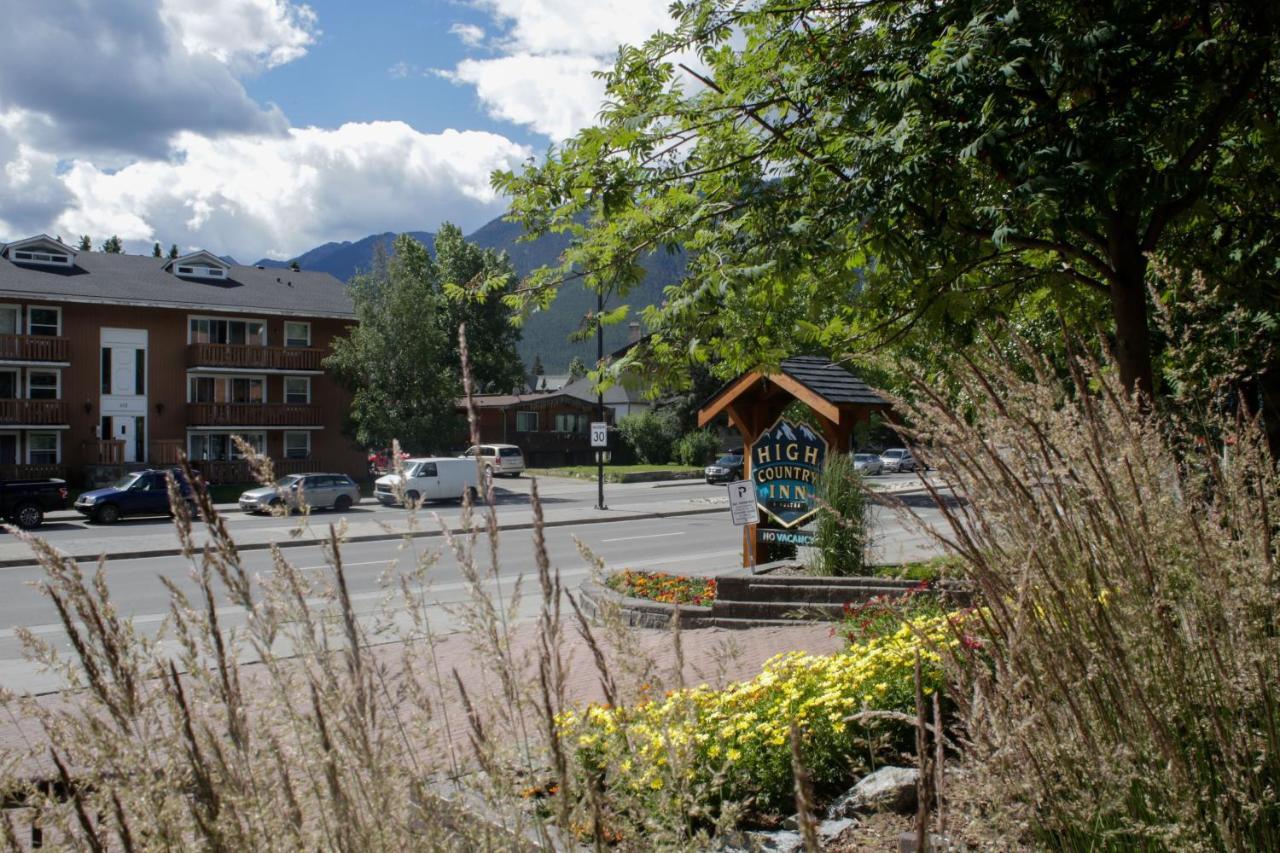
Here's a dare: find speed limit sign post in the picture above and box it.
[590,422,608,448]
[591,421,608,510]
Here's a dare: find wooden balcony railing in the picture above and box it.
[187,343,325,371]
[150,439,186,465]
[187,403,323,427]
[0,335,70,362]
[0,464,67,481]
[82,439,127,464]
[192,458,319,483]
[0,399,68,425]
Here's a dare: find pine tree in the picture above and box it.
[168,244,179,259]
[567,356,588,380]
[152,242,162,258]
[77,235,92,251]
[101,235,123,254]
[531,354,545,377]
[289,260,301,271]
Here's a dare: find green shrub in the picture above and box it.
[616,409,681,464]
[808,452,870,576]
[673,430,721,466]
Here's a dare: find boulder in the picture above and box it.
[826,766,919,818]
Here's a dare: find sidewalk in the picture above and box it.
[0,473,945,568]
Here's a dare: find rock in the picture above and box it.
[825,766,919,818]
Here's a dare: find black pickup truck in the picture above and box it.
[0,478,69,530]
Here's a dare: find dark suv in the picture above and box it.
[74,469,197,524]
[705,450,745,484]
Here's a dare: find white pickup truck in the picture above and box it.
[373,457,480,506]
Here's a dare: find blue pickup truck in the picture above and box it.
[0,478,69,529]
[73,469,197,524]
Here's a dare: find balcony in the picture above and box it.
[0,399,69,425]
[187,343,325,372]
[187,402,323,427]
[0,335,70,363]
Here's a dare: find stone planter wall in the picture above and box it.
[582,563,970,630]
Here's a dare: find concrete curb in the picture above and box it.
[0,504,731,568]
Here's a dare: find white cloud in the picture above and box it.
[441,0,676,140]
[160,0,319,73]
[444,55,608,141]
[449,23,486,48]
[0,0,290,158]
[0,121,532,261]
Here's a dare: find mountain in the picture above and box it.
[255,231,435,280]
[255,220,684,371]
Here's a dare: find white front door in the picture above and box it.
[112,416,136,463]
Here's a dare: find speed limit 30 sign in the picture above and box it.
[590,422,609,448]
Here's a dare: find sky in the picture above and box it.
[0,0,677,262]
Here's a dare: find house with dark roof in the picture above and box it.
[458,391,613,467]
[0,235,366,484]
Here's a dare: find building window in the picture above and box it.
[27,371,59,400]
[189,317,267,346]
[135,350,146,395]
[27,307,60,336]
[516,411,538,432]
[27,433,58,465]
[188,375,265,403]
[284,376,310,404]
[284,431,310,459]
[0,370,17,400]
[0,306,18,335]
[554,413,588,433]
[188,432,265,461]
[11,250,70,267]
[101,347,111,394]
[284,321,311,347]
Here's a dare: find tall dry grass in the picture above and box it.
[901,340,1280,850]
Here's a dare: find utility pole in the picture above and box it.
[596,288,607,510]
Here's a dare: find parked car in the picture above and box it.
[374,457,480,506]
[462,444,525,479]
[705,450,745,484]
[74,469,197,524]
[239,473,361,514]
[852,452,884,476]
[878,448,918,473]
[0,478,69,530]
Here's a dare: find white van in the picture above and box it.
[373,457,480,506]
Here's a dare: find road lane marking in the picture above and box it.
[599,532,687,543]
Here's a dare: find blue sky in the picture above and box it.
[0,0,674,261]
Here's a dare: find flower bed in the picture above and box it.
[605,570,717,606]
[557,613,959,820]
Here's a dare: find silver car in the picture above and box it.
[852,453,883,475]
[239,473,361,513]
[878,448,917,473]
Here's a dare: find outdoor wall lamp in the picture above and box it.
[82,399,93,415]
[155,402,166,415]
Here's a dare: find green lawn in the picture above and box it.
[526,464,703,483]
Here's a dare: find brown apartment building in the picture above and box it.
[0,235,365,485]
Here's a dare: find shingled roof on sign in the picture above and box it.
[778,356,888,406]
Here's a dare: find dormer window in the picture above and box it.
[165,250,231,282]
[2,235,77,269]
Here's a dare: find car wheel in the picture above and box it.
[95,503,121,524]
[269,498,286,514]
[406,490,421,507]
[464,486,481,504]
[14,502,43,530]
[334,495,352,512]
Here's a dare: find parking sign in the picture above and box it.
[727,479,758,526]
[590,422,609,448]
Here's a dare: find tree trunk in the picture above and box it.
[1107,229,1156,403]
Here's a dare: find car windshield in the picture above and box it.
[274,475,303,488]
[854,454,875,462]
[111,473,143,490]
[715,454,741,465]
[883,450,904,457]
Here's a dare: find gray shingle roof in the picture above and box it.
[0,249,354,318]
[780,356,888,406]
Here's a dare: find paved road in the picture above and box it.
[0,473,945,693]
